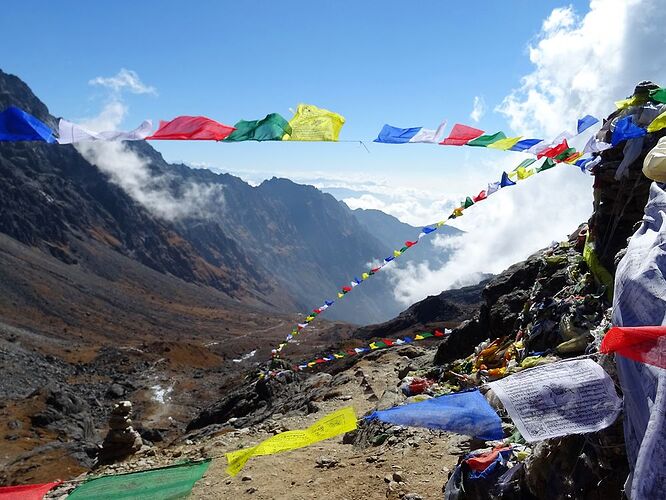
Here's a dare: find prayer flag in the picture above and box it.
[463,196,474,208]
[0,106,56,143]
[366,390,503,440]
[487,136,522,150]
[611,116,647,145]
[466,131,507,148]
[536,158,556,172]
[583,136,612,153]
[58,118,153,144]
[473,190,487,202]
[600,326,666,369]
[0,481,61,500]
[537,139,569,159]
[577,115,599,134]
[510,138,542,152]
[487,181,501,195]
[647,110,666,133]
[440,124,484,146]
[500,172,516,187]
[374,121,446,144]
[649,87,666,104]
[225,113,291,142]
[147,116,235,141]
[283,104,345,141]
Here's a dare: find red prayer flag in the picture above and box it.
[346,349,357,356]
[473,190,487,203]
[0,481,61,500]
[440,124,485,146]
[146,116,236,141]
[434,330,445,337]
[382,338,394,346]
[600,326,666,369]
[404,241,417,248]
[342,286,352,293]
[371,267,381,273]
[537,139,569,159]
[315,358,326,364]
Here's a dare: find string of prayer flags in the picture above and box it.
[611,115,647,146]
[440,124,485,145]
[374,122,447,144]
[57,119,153,144]
[0,106,56,143]
[600,326,666,369]
[225,407,357,476]
[282,104,345,141]
[146,115,236,141]
[0,481,61,500]
[366,389,504,441]
[224,113,292,142]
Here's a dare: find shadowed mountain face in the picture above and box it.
[0,68,463,326]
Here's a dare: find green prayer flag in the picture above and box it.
[68,460,210,500]
[650,88,666,104]
[464,197,474,208]
[554,147,577,161]
[466,132,507,147]
[419,332,434,339]
[225,113,291,142]
[537,158,556,172]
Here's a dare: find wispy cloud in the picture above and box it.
[89,68,157,96]
[470,96,486,123]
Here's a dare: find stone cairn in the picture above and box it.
[98,401,143,464]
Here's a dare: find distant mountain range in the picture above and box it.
[0,68,461,326]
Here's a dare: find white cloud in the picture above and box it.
[89,68,157,96]
[497,0,666,137]
[74,86,223,221]
[470,96,486,123]
[384,165,593,305]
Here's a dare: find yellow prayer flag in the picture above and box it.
[487,136,522,150]
[564,152,584,164]
[615,95,643,109]
[283,104,345,141]
[362,273,369,280]
[337,293,344,298]
[393,250,402,257]
[647,110,666,133]
[435,220,447,227]
[516,167,534,180]
[369,342,379,349]
[453,207,463,217]
[225,407,357,476]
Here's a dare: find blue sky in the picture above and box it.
[2,0,589,186]
[3,0,665,303]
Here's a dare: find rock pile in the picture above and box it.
[97,401,143,464]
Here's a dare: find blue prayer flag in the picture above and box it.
[577,115,599,134]
[500,172,516,187]
[0,106,56,143]
[422,227,436,234]
[509,138,542,152]
[611,116,647,146]
[374,124,422,144]
[366,389,503,440]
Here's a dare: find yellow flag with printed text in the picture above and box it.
[283,104,345,141]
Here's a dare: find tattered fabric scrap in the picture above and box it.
[366,389,503,441]
[0,106,56,143]
[601,326,666,370]
[488,359,621,443]
[0,481,61,500]
[68,460,210,499]
[146,115,236,141]
[225,407,357,476]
